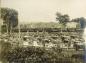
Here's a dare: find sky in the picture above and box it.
[1,0,86,23]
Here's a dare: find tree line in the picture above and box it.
[1,8,86,33]
[56,12,86,28]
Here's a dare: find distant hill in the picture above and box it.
[19,22,63,28]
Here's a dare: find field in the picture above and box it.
[0,31,85,63]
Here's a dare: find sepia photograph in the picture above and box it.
[0,0,86,63]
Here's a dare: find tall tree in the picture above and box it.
[1,8,18,33]
[56,12,70,27]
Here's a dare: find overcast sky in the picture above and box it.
[1,0,86,23]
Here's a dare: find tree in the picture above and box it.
[1,8,18,33]
[78,17,86,29]
[56,12,70,27]
[71,17,86,29]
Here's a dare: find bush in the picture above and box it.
[4,46,83,63]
